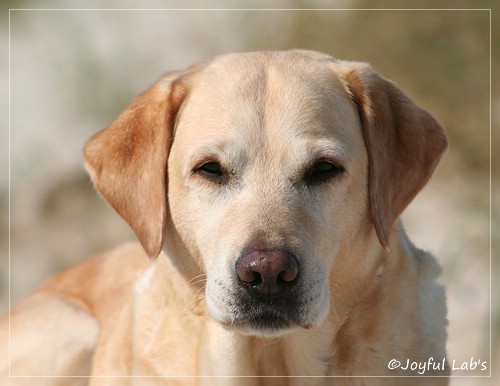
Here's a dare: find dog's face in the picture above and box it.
[167,54,370,335]
[84,50,447,337]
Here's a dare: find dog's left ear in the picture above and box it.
[337,62,447,249]
[84,71,192,258]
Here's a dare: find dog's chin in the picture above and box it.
[206,284,330,337]
[218,313,305,338]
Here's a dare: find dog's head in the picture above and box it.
[84,50,446,337]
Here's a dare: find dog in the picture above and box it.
[1,50,449,385]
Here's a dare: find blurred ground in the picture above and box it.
[2,1,497,384]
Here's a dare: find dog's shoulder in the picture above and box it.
[40,242,151,317]
[0,243,150,380]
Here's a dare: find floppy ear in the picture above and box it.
[84,71,189,258]
[338,62,447,249]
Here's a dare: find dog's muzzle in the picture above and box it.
[229,249,306,335]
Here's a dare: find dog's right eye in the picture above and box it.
[198,162,223,176]
[194,162,228,184]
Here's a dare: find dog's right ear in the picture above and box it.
[84,70,194,258]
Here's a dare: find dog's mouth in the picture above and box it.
[220,310,302,337]
[214,295,310,337]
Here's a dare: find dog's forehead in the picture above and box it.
[196,51,351,109]
[174,51,362,150]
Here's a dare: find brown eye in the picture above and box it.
[307,161,344,185]
[198,162,223,177]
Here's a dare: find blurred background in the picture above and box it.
[2,0,497,384]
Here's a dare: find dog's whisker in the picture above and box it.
[187,274,208,287]
[331,305,341,326]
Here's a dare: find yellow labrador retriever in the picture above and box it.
[1,50,449,385]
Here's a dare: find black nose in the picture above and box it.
[235,250,299,297]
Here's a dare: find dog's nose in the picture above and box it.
[235,250,299,296]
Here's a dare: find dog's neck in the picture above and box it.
[196,321,338,380]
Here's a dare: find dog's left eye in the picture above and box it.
[306,161,345,185]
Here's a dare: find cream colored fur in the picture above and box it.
[1,50,449,385]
